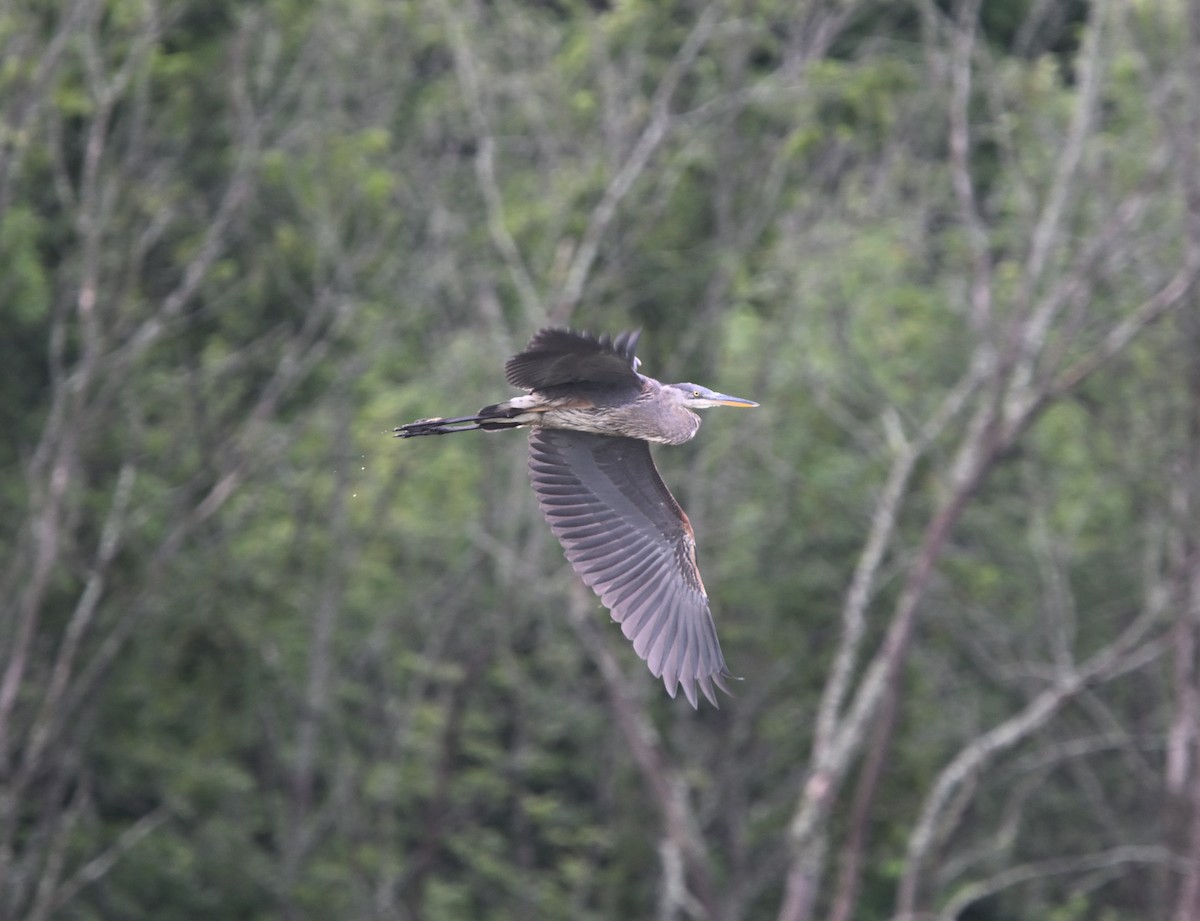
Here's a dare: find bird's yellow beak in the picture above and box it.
[712,393,759,408]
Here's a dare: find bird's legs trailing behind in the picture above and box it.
[394,396,543,438]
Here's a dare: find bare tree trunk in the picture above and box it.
[280,388,355,917]
[1168,298,1200,921]
[827,685,898,921]
[565,590,716,921]
[775,1,1200,916]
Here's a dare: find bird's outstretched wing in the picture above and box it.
[506,328,641,391]
[528,429,732,707]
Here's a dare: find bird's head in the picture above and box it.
[671,383,759,410]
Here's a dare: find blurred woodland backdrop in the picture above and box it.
[3,0,1200,919]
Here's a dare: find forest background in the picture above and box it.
[2,0,1199,919]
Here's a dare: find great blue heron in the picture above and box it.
[396,328,758,707]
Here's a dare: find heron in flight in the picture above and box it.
[396,328,758,707]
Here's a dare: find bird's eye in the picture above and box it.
[692,390,702,398]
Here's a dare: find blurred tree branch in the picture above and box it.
[777,1,1200,918]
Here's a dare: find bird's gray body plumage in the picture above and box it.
[505,329,704,445]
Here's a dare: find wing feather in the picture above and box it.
[527,429,732,707]
[506,328,641,391]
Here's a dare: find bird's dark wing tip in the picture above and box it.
[673,667,737,710]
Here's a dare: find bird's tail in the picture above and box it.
[394,400,534,438]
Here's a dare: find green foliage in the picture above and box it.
[0,206,51,470]
[0,1,1193,919]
